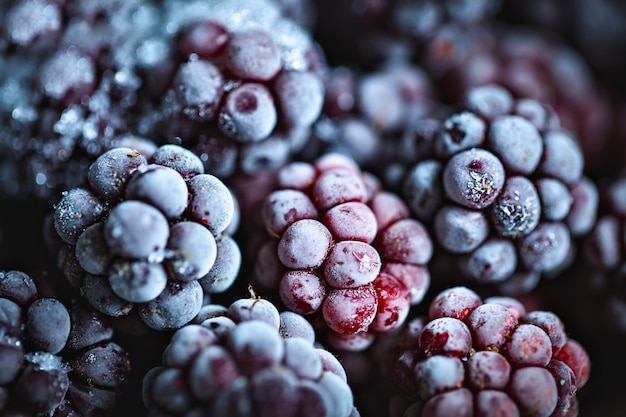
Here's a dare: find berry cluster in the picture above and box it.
[151,0,326,179]
[143,295,360,416]
[578,173,626,332]
[52,144,241,331]
[253,153,432,351]
[6,0,626,415]
[391,286,590,417]
[0,0,324,199]
[0,270,130,416]
[307,62,437,172]
[402,84,598,294]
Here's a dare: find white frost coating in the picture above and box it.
[466,170,496,203]
[135,37,170,67]
[7,0,61,46]
[163,0,281,33]
[414,355,465,400]
[54,106,84,137]
[40,48,95,100]
[318,371,355,417]
[283,337,323,379]
[25,351,66,371]
[272,18,313,71]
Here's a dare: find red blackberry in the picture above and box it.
[0,270,130,416]
[402,84,598,294]
[51,144,241,331]
[252,153,432,351]
[142,295,360,416]
[390,286,590,417]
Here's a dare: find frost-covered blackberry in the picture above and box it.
[402,84,598,294]
[0,0,162,199]
[52,144,241,331]
[390,286,590,417]
[143,296,360,416]
[0,0,325,200]
[143,0,326,178]
[0,270,130,416]
[252,153,432,351]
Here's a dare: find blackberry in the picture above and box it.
[0,270,130,416]
[252,153,432,351]
[0,0,162,199]
[390,286,590,417]
[51,144,241,331]
[304,62,438,185]
[148,0,326,179]
[572,172,626,337]
[143,296,360,416]
[402,84,598,294]
[0,0,324,200]
[418,22,612,176]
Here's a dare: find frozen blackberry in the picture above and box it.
[0,0,325,200]
[402,84,598,294]
[52,144,241,331]
[143,295,360,416]
[146,0,326,178]
[419,22,612,176]
[0,0,164,199]
[252,153,432,351]
[0,270,130,416]
[575,172,626,335]
[390,286,590,417]
[305,62,438,185]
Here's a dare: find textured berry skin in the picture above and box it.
[391,286,590,417]
[0,0,325,201]
[143,296,359,416]
[578,171,626,337]
[253,153,432,351]
[0,270,130,416]
[52,144,241,331]
[402,84,598,294]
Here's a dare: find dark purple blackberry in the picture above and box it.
[571,172,626,339]
[426,24,613,176]
[146,0,326,179]
[304,62,438,186]
[251,153,432,351]
[500,0,626,97]
[402,84,598,294]
[0,270,130,416]
[51,144,241,331]
[390,286,590,417]
[143,296,360,416]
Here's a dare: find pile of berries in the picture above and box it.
[3,0,626,416]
